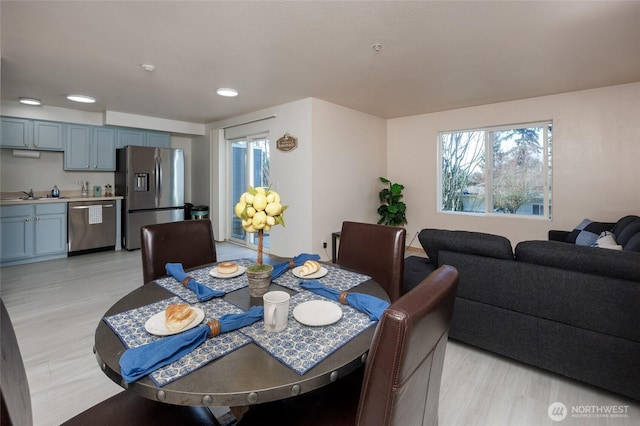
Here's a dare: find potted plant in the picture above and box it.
[234,186,287,297]
[377,177,407,226]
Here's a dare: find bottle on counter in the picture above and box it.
[81,182,88,198]
[51,185,60,198]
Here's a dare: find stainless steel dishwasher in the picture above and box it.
[68,200,116,255]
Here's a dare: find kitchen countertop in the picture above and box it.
[0,195,123,206]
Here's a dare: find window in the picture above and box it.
[439,122,552,218]
[229,135,271,248]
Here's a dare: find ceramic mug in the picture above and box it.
[263,291,290,332]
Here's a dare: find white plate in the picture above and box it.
[145,307,205,336]
[292,266,328,279]
[293,300,342,326]
[209,265,246,279]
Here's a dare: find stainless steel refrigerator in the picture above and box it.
[115,146,185,250]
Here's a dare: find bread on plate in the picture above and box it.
[299,260,321,276]
[165,304,197,332]
[217,261,238,274]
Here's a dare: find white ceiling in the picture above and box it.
[2,1,639,125]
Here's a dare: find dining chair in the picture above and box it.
[0,299,221,426]
[337,221,406,302]
[140,219,217,284]
[237,264,459,426]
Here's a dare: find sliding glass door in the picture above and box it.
[229,135,270,249]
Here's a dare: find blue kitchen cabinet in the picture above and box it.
[34,203,67,256]
[0,203,67,266]
[116,129,145,148]
[145,131,171,148]
[92,127,116,170]
[117,128,170,148]
[64,125,116,171]
[0,117,64,151]
[0,205,34,262]
[64,124,92,170]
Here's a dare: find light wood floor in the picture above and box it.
[1,245,638,425]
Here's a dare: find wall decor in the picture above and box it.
[276,133,298,152]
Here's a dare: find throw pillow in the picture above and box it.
[591,231,623,250]
[565,219,614,246]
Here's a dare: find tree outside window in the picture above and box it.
[439,122,552,218]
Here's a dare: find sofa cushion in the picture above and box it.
[565,219,614,246]
[615,218,640,247]
[418,229,513,265]
[403,256,435,294]
[611,215,640,236]
[624,232,640,252]
[515,240,640,283]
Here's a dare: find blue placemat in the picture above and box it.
[154,258,255,303]
[103,297,252,386]
[240,291,376,375]
[273,264,371,293]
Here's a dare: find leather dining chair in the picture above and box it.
[0,299,221,426]
[140,220,217,284]
[337,221,406,302]
[237,264,459,426]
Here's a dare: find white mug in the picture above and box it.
[263,291,290,332]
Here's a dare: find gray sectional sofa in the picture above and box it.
[404,215,640,401]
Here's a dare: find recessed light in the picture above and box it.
[216,88,238,97]
[67,94,96,103]
[19,97,42,106]
[141,64,156,72]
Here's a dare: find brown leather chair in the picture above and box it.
[0,299,220,426]
[237,265,459,426]
[140,220,217,284]
[337,221,406,302]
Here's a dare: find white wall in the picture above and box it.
[311,98,387,257]
[388,83,640,247]
[206,97,387,260]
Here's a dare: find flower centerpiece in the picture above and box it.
[234,186,287,297]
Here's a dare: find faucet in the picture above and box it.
[22,189,34,198]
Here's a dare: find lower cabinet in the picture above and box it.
[0,203,67,266]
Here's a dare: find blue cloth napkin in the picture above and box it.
[271,253,321,279]
[119,306,264,383]
[165,263,224,302]
[300,281,390,321]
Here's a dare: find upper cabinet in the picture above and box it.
[116,128,170,148]
[64,125,116,171]
[1,117,64,151]
[145,131,171,148]
[116,128,145,147]
[2,117,171,171]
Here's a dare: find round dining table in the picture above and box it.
[93,261,389,408]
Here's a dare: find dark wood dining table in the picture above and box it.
[93,259,389,409]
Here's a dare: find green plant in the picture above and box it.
[377,177,407,226]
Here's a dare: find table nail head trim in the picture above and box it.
[330,371,339,382]
[157,390,166,401]
[291,384,301,396]
[202,395,213,405]
[247,392,258,404]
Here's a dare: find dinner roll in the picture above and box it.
[299,260,321,276]
[217,261,239,274]
[165,304,197,332]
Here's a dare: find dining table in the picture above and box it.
[92,256,389,410]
